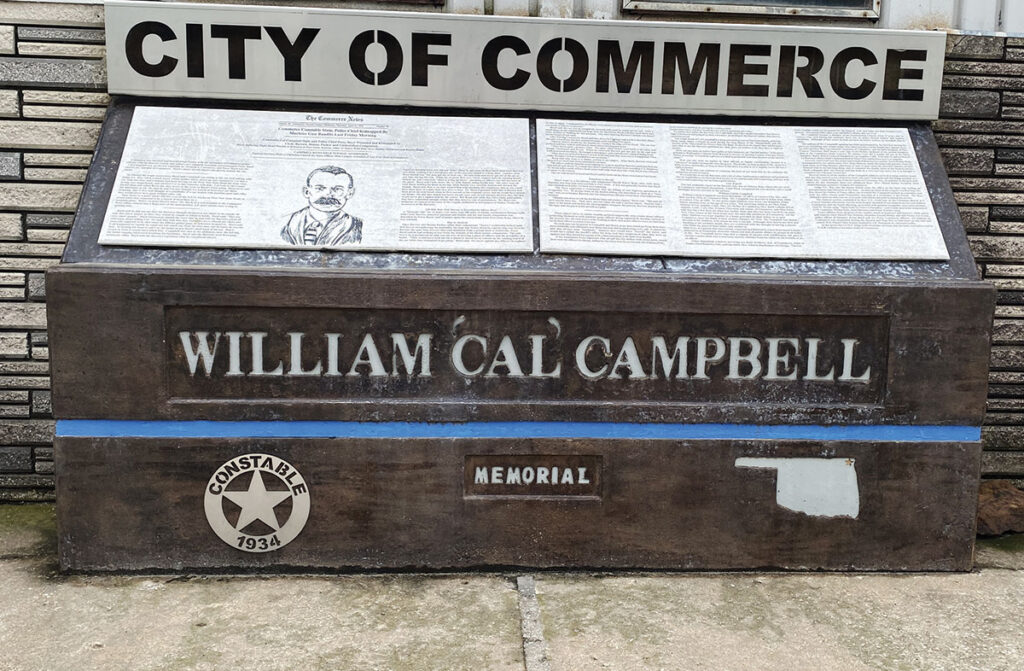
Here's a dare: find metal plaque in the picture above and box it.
[465,455,602,497]
[97,107,534,253]
[104,1,944,119]
[538,119,949,260]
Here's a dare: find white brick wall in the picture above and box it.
[0,0,102,498]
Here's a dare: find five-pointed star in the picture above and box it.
[223,471,291,532]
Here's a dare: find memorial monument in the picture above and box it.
[48,2,994,571]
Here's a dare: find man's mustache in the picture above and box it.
[314,197,343,206]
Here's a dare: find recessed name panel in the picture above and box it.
[166,307,888,406]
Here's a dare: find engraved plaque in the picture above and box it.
[98,107,533,253]
[465,455,602,497]
[538,120,949,261]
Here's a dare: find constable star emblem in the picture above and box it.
[204,453,311,553]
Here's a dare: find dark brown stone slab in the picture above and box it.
[55,436,980,572]
[47,267,994,425]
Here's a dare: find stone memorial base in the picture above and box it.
[56,436,979,572]
[47,101,994,573]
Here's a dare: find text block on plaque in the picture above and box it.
[537,120,949,261]
[98,107,534,253]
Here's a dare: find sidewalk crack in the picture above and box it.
[516,574,551,671]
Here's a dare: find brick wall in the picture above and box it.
[0,1,105,501]
[942,33,1024,489]
[0,3,1020,499]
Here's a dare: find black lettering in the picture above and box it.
[210,24,261,80]
[185,24,203,78]
[596,40,654,94]
[349,30,403,86]
[264,26,320,82]
[125,21,177,78]
[778,45,824,98]
[728,44,771,97]
[777,45,796,97]
[481,36,530,91]
[411,32,451,87]
[537,38,588,93]
[831,47,878,100]
[883,49,926,101]
[661,43,719,95]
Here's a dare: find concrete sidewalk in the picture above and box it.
[1,505,1022,671]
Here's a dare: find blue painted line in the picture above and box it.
[56,420,981,442]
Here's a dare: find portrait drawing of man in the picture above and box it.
[281,166,363,246]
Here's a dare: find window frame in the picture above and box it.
[620,0,881,20]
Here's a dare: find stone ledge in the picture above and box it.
[936,133,1024,148]
[982,450,1024,477]
[0,258,60,272]
[0,303,46,329]
[943,75,1024,91]
[0,120,99,151]
[0,90,17,118]
[17,43,104,59]
[0,473,53,487]
[0,25,12,56]
[939,89,1000,119]
[0,487,53,501]
[958,206,989,232]
[991,345,1024,369]
[0,183,81,212]
[16,26,104,43]
[946,33,1005,60]
[0,420,53,446]
[22,90,108,105]
[0,1,103,27]
[0,445,30,472]
[0,56,105,90]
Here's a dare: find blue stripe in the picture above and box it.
[56,420,981,442]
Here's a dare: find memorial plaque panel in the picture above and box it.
[98,107,534,253]
[538,119,949,260]
[55,436,980,572]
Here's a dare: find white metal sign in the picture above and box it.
[98,107,534,254]
[104,1,945,119]
[537,119,949,260]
